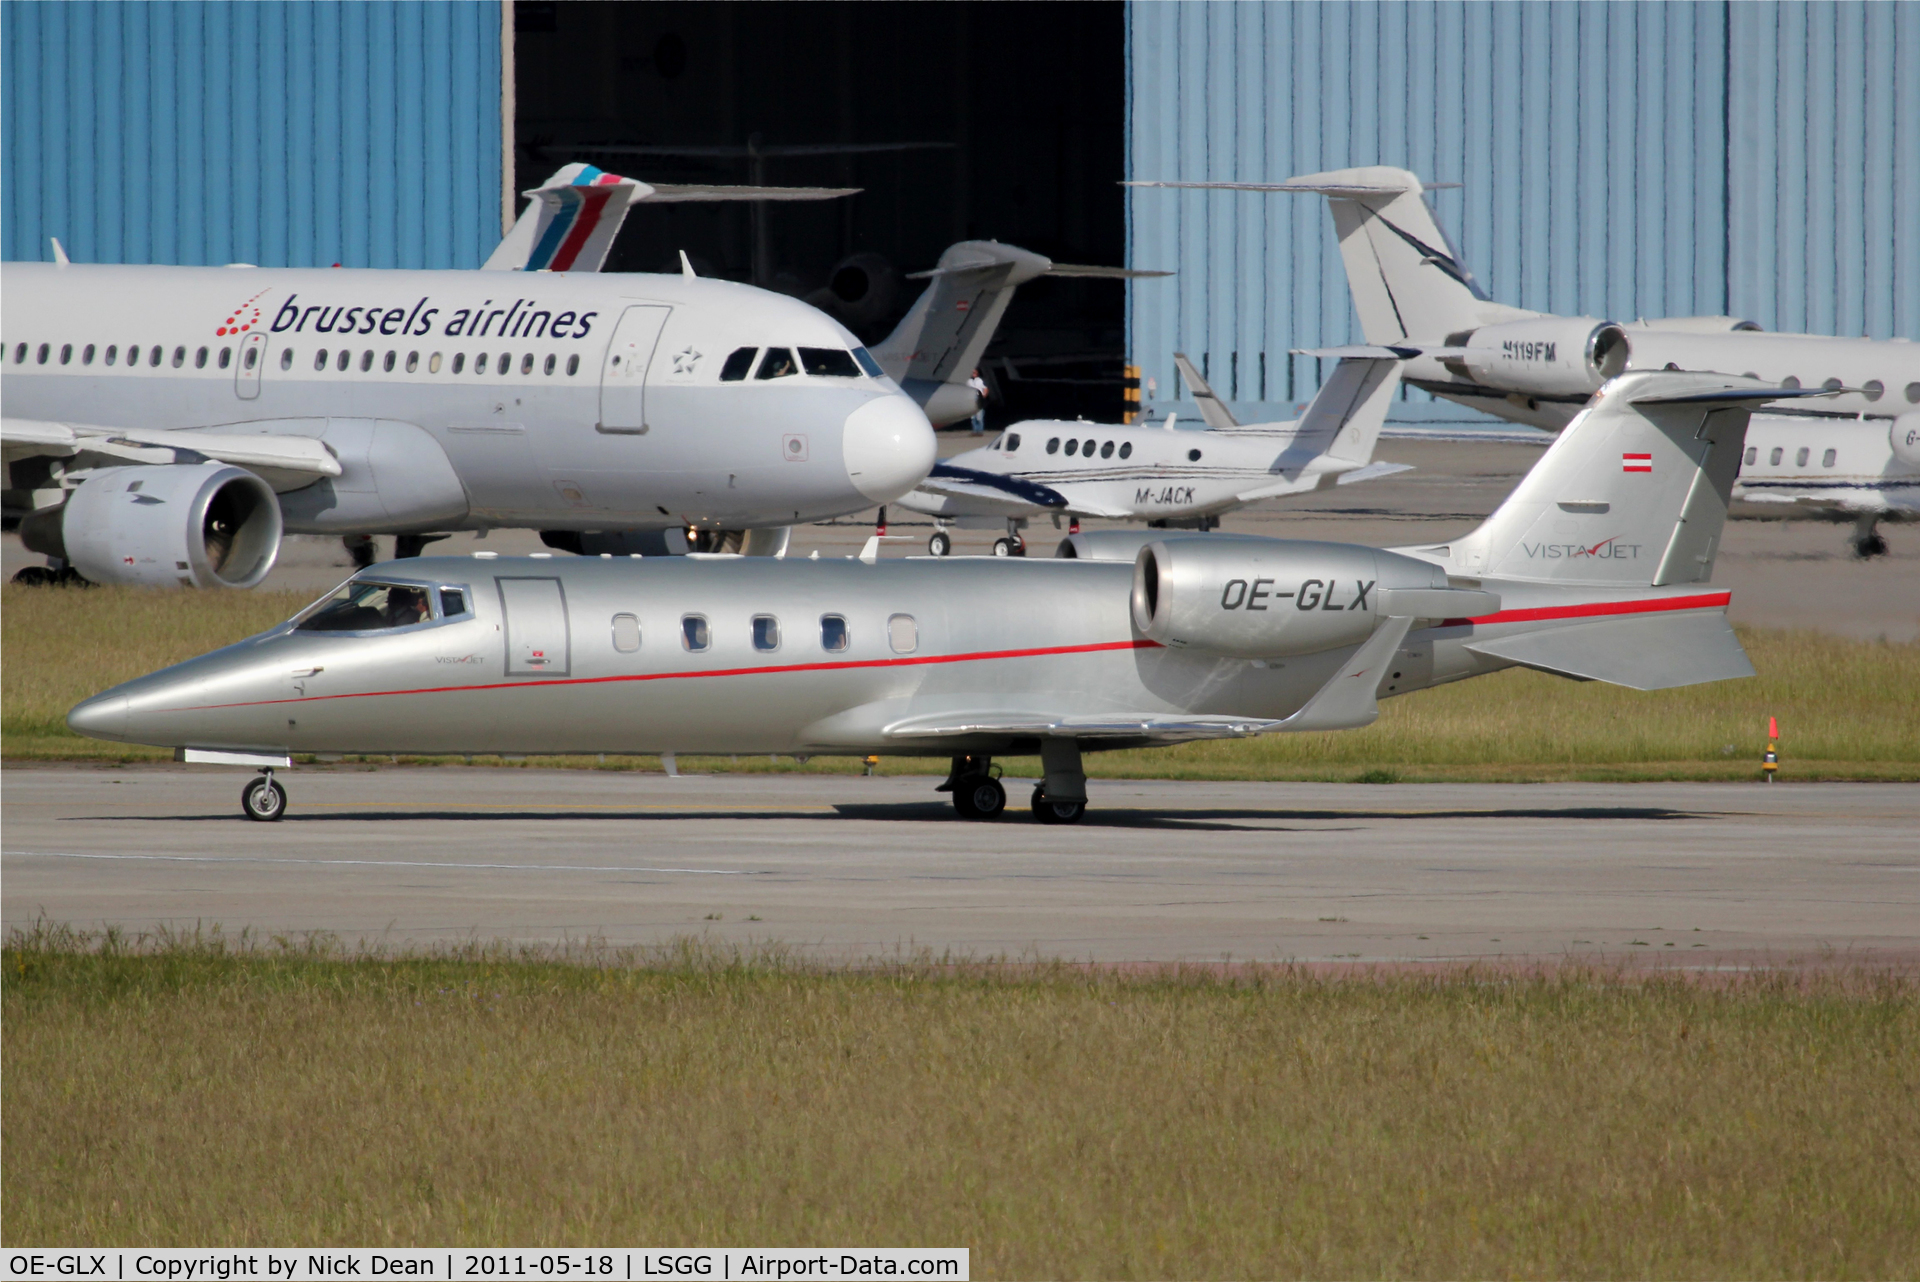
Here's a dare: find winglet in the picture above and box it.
[1270,616,1416,732]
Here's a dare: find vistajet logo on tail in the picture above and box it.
[1521,536,1642,560]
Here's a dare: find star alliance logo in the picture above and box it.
[671,346,702,375]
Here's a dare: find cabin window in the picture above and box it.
[359,350,373,372]
[1744,446,1757,466]
[220,348,231,369]
[1863,380,1883,401]
[149,346,163,367]
[82,344,95,365]
[58,343,72,364]
[755,347,798,379]
[1822,378,1843,392]
[1064,439,1079,456]
[888,613,918,654]
[314,349,329,371]
[104,345,117,365]
[36,343,49,364]
[543,353,555,375]
[278,348,292,370]
[1046,437,1060,454]
[852,347,883,378]
[1083,439,1096,456]
[10,343,23,363]
[722,350,762,384]
[1823,448,1838,468]
[1188,448,1203,462]
[521,353,534,375]
[1119,441,1133,459]
[751,614,780,652]
[406,351,419,373]
[820,614,849,652]
[452,353,466,374]
[438,588,470,618]
[1769,447,1784,466]
[1906,382,1920,404]
[1795,447,1810,467]
[336,349,350,372]
[567,354,580,376]
[244,346,259,371]
[194,346,208,369]
[497,353,511,375]
[800,347,860,378]
[294,581,436,632]
[170,346,185,367]
[1100,440,1115,459]
[1006,433,1022,452]
[611,613,641,653]
[383,351,396,373]
[681,615,710,652]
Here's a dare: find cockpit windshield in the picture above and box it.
[295,580,436,632]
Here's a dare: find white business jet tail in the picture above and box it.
[871,241,1172,427]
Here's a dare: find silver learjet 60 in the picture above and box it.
[69,371,1802,824]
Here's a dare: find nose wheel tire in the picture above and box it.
[951,775,1007,820]
[241,775,288,822]
[1031,787,1085,825]
[928,530,952,557]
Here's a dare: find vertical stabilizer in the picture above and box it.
[1172,352,1239,428]
[1441,372,1807,585]
[484,164,649,272]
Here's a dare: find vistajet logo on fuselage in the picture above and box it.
[256,295,598,341]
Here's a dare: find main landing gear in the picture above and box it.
[241,768,288,822]
[1852,513,1890,559]
[937,742,1089,824]
[928,529,952,557]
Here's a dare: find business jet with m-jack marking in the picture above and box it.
[895,349,1412,555]
[3,164,934,587]
[66,370,1798,825]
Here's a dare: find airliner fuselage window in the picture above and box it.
[295,582,437,633]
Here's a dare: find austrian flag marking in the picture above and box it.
[1622,452,1653,472]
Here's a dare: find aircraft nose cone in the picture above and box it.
[67,693,130,742]
[843,393,936,503]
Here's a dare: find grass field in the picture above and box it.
[5,583,1916,781]
[3,927,1916,1273]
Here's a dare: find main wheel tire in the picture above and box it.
[1855,533,1890,558]
[241,776,287,822]
[928,530,952,557]
[11,566,56,586]
[1031,787,1086,825]
[991,537,1013,557]
[951,775,1007,820]
[1009,537,1026,557]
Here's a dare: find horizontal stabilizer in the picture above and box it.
[1465,610,1754,690]
[1292,345,1423,360]
[1334,461,1415,486]
[641,183,861,202]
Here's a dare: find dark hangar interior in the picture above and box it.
[512,0,1128,424]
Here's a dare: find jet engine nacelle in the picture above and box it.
[1459,318,1628,397]
[33,463,282,588]
[1892,413,1920,467]
[1131,535,1447,659]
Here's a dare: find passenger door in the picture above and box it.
[235,332,268,400]
[498,577,571,677]
[597,304,672,434]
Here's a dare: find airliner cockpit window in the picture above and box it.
[295,581,437,633]
[719,347,758,381]
[800,347,859,378]
[852,347,883,378]
[756,348,799,380]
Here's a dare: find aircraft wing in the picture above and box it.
[2,418,342,489]
[883,711,1280,742]
[917,462,1068,510]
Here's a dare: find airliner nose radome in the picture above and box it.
[843,394,937,503]
[67,693,130,742]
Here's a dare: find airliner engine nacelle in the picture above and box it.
[1892,413,1920,467]
[1457,317,1628,397]
[22,463,282,588]
[1130,536,1447,658]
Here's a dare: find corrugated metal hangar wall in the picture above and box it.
[1126,1,1920,422]
[1,0,503,270]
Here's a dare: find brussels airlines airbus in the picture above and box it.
[1,168,935,588]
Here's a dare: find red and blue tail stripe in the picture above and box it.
[525,166,631,272]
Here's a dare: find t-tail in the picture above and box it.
[871,241,1171,427]
[1398,370,1826,689]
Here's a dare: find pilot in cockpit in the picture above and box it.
[383,585,432,628]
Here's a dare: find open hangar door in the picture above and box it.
[512,0,1131,427]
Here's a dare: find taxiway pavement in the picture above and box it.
[5,766,1914,964]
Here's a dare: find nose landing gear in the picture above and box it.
[241,769,288,822]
